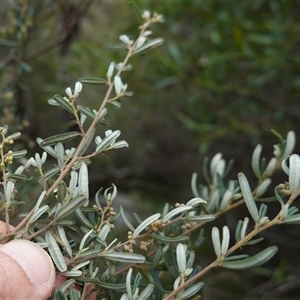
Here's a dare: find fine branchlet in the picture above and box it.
[1,8,300,300]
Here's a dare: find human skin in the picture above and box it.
[0,221,96,300]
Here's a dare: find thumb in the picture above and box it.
[0,239,55,300]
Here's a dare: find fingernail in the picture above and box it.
[0,239,55,285]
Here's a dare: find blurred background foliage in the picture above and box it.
[1,0,300,299]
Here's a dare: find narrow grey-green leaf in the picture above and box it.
[78,249,102,259]
[7,173,28,181]
[11,149,27,159]
[79,161,89,206]
[256,178,272,198]
[126,268,133,299]
[120,205,135,232]
[28,205,49,224]
[79,127,96,156]
[136,284,155,300]
[251,144,262,179]
[57,225,72,257]
[176,243,187,273]
[37,138,57,158]
[41,131,80,147]
[211,226,221,257]
[186,215,215,223]
[132,213,161,238]
[152,234,189,243]
[240,217,249,239]
[238,173,259,222]
[79,229,94,251]
[133,38,164,54]
[289,154,300,193]
[223,254,249,262]
[45,231,67,272]
[103,251,145,263]
[96,130,121,152]
[180,282,204,300]
[79,77,107,85]
[221,226,230,255]
[245,237,264,245]
[71,260,90,271]
[58,279,75,293]
[55,143,65,168]
[62,270,82,277]
[7,132,21,140]
[98,223,111,242]
[221,246,278,269]
[191,173,200,198]
[282,131,296,159]
[186,197,207,207]
[162,206,192,223]
[77,106,96,119]
[55,195,87,220]
[75,209,94,228]
[51,94,74,113]
[43,167,60,180]
[281,214,300,224]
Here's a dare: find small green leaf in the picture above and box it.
[79,77,107,85]
[103,251,145,263]
[221,246,278,269]
[132,213,161,238]
[40,132,80,147]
